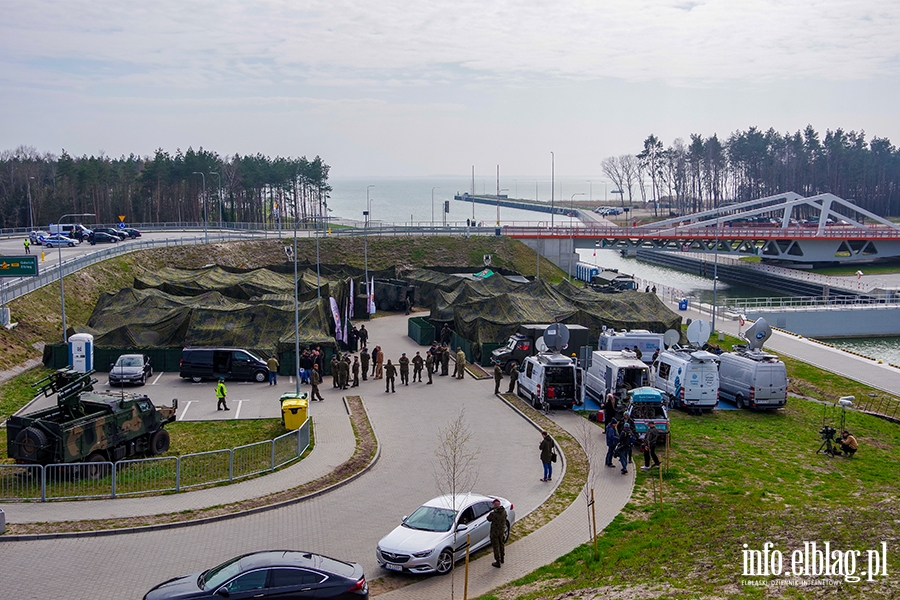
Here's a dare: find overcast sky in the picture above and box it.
[2,0,899,177]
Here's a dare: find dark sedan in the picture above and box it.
[109,353,153,385]
[122,227,142,238]
[93,226,128,240]
[143,550,368,600]
[89,231,120,244]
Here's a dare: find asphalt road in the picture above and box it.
[0,314,553,600]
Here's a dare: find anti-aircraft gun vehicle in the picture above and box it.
[6,368,177,470]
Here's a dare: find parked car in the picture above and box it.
[93,226,128,240]
[109,354,153,386]
[179,347,270,383]
[376,493,516,575]
[42,234,80,248]
[89,231,120,244]
[143,550,368,599]
[29,230,50,244]
[122,227,142,238]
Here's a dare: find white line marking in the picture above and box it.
[152,372,163,385]
[235,399,245,419]
[180,400,193,420]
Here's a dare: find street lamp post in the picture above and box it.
[26,176,35,231]
[497,189,508,226]
[431,186,440,228]
[192,172,208,244]
[587,180,592,202]
[569,193,585,281]
[209,172,223,227]
[57,212,95,343]
[712,217,720,332]
[550,152,555,227]
[365,184,374,306]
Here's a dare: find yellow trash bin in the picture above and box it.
[280,393,308,431]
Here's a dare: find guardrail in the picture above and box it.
[0,418,309,502]
[725,294,900,310]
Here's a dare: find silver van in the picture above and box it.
[717,349,787,409]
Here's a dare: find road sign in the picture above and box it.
[118,222,126,228]
[0,256,39,277]
[118,215,126,222]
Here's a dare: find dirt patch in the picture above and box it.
[3,395,376,536]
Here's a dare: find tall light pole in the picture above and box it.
[57,212,94,343]
[569,193,585,281]
[712,216,720,332]
[497,189,508,226]
[431,186,440,227]
[192,172,208,244]
[293,201,301,395]
[26,176,35,231]
[550,152,555,227]
[587,180,592,202]
[209,172,223,226]
[365,184,374,303]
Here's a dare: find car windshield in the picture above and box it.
[403,505,457,532]
[116,356,142,368]
[201,555,244,590]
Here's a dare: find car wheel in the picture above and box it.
[139,374,146,386]
[532,393,541,409]
[503,520,511,543]
[735,395,745,410]
[150,429,170,455]
[435,548,454,575]
[191,376,202,383]
[84,453,109,481]
[254,370,267,383]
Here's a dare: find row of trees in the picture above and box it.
[602,126,900,218]
[0,146,331,229]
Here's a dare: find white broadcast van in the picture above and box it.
[584,349,649,408]
[597,329,666,364]
[649,321,719,412]
[717,318,788,410]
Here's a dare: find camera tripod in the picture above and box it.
[817,435,838,457]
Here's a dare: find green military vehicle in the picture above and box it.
[6,368,177,471]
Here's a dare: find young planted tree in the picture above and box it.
[433,408,481,598]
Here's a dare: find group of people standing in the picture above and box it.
[602,394,661,474]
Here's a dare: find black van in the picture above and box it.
[179,347,269,383]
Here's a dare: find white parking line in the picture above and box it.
[235,399,246,419]
[180,400,193,420]
[151,372,163,385]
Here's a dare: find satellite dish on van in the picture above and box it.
[743,317,772,351]
[686,320,711,348]
[663,329,680,349]
[535,337,549,353]
[542,323,570,352]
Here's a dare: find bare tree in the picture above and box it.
[433,408,481,597]
[601,156,626,205]
[573,417,603,560]
[620,155,640,204]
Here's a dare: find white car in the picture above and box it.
[42,234,80,248]
[376,493,515,575]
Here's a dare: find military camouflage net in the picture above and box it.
[408,271,681,348]
[77,265,364,355]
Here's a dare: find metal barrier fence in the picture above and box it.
[0,419,309,502]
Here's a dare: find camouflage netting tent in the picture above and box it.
[75,265,366,355]
[424,272,681,349]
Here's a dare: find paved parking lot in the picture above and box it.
[0,313,630,600]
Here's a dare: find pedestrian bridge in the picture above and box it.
[506,192,900,264]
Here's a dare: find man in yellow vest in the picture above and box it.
[216,377,229,411]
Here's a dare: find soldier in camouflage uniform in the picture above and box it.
[493,361,503,394]
[331,355,340,388]
[487,498,507,567]
[385,359,397,393]
[507,361,519,394]
[411,351,424,382]
[455,347,467,379]
[440,344,450,376]
[425,352,435,384]
[398,352,410,386]
[360,347,370,381]
[310,364,324,401]
[351,356,360,387]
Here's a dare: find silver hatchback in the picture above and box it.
[376,493,515,575]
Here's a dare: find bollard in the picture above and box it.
[0,507,5,534]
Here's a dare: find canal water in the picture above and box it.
[577,248,900,365]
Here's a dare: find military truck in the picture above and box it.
[492,324,590,373]
[6,368,177,472]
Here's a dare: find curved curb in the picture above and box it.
[0,397,381,542]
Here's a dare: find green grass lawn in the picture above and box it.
[481,398,899,599]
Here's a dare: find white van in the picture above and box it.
[517,353,581,410]
[651,349,719,411]
[717,349,787,410]
[49,223,92,240]
[597,330,664,364]
[584,350,649,408]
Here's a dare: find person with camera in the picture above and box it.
[839,430,858,457]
